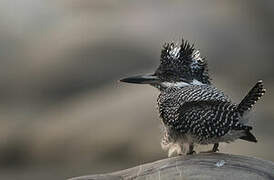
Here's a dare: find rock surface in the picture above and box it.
[69,153,274,180]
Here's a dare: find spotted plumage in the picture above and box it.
[157,40,210,85]
[120,37,266,157]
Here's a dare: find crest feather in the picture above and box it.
[158,37,211,84]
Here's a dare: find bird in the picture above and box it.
[120,38,266,157]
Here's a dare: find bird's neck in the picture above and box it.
[161,79,205,88]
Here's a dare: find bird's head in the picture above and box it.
[120,38,211,90]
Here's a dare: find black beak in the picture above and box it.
[120,74,159,84]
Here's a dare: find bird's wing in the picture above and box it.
[158,85,231,124]
[173,100,251,142]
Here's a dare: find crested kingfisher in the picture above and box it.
[120,38,265,157]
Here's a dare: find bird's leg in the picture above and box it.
[187,143,196,155]
[212,143,219,152]
[201,143,219,153]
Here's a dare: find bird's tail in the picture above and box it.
[239,128,258,142]
[237,80,266,116]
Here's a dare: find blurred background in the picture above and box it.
[0,0,273,179]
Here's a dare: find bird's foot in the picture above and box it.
[212,143,219,152]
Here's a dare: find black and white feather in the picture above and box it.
[155,38,265,156]
[156,39,210,85]
[121,37,266,157]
